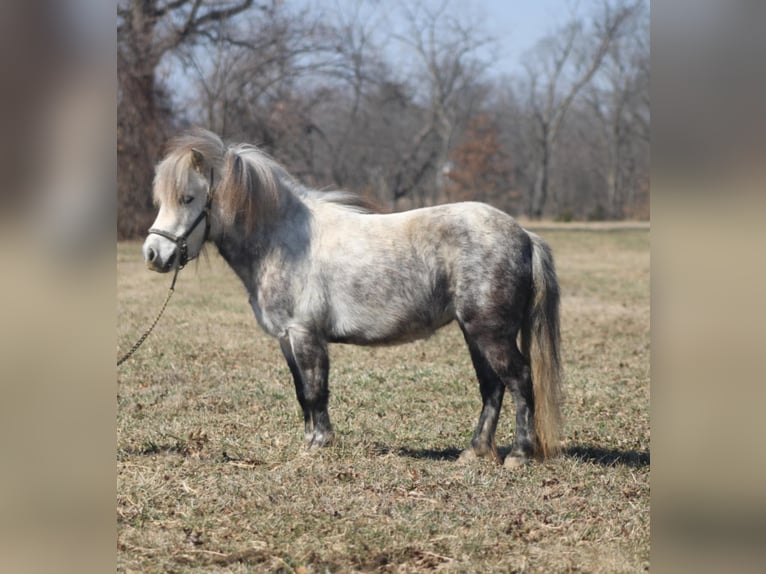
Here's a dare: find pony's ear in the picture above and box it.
[190,148,205,173]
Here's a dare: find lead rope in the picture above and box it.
[117,265,181,367]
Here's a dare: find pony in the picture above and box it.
[142,128,563,468]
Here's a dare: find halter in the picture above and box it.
[148,167,215,269]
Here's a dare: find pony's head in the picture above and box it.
[142,129,225,272]
[142,128,279,272]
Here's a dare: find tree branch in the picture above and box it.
[190,0,255,30]
[160,0,256,53]
[550,2,638,141]
[154,0,193,18]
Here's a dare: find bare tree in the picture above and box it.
[180,2,387,184]
[523,0,642,219]
[387,0,495,208]
[117,0,650,231]
[194,0,497,210]
[592,3,649,218]
[446,113,516,209]
[310,2,390,187]
[117,0,257,238]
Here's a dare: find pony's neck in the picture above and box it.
[212,182,311,288]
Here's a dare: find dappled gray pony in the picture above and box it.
[143,128,563,468]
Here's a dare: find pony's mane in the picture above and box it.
[216,143,283,231]
[153,128,225,206]
[154,128,378,232]
[307,189,379,215]
[215,141,378,229]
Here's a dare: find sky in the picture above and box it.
[463,0,582,76]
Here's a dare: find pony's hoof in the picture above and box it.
[457,449,479,464]
[503,455,530,469]
[305,431,335,451]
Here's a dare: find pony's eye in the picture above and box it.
[181,195,194,205]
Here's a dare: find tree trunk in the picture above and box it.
[606,152,619,220]
[117,69,167,238]
[529,139,549,219]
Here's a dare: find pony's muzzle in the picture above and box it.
[142,237,176,272]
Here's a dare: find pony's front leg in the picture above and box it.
[279,330,334,450]
[279,338,313,444]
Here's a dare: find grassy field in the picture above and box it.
[117,227,650,573]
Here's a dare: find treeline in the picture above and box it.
[118,0,649,238]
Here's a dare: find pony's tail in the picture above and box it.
[522,232,563,460]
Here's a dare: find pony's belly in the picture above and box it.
[328,306,455,346]
[329,325,452,346]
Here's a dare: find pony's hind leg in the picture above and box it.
[279,329,334,450]
[459,324,536,468]
[458,334,505,464]
[503,356,535,468]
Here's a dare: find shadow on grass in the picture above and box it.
[121,442,184,456]
[371,442,463,461]
[565,445,650,468]
[377,444,516,462]
[397,446,464,461]
[375,442,650,468]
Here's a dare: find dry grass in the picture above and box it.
[117,228,649,573]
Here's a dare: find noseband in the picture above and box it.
[148,168,215,269]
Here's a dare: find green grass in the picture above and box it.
[117,228,650,572]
